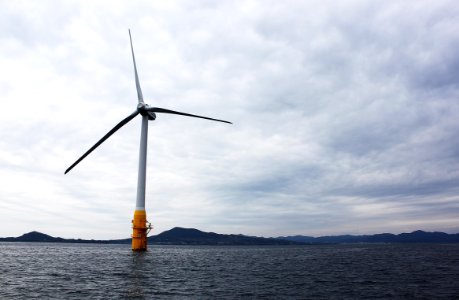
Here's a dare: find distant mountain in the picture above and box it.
[0,227,300,245]
[1,229,458,245]
[14,231,64,242]
[0,231,127,244]
[148,227,299,245]
[277,230,459,244]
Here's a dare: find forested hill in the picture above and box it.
[277,230,459,244]
[1,228,458,245]
[0,228,300,245]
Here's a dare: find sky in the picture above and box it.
[1,0,458,239]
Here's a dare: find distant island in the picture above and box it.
[278,230,459,244]
[1,228,458,245]
[0,227,299,245]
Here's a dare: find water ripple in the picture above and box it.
[0,243,458,299]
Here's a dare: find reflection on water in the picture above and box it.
[0,243,458,299]
[125,251,149,298]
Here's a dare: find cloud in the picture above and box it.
[0,0,458,238]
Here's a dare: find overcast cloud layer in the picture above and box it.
[1,0,458,239]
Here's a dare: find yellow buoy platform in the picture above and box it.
[132,210,151,251]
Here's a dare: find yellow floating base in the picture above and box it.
[132,210,149,251]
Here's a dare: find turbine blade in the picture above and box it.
[129,29,143,103]
[146,107,232,124]
[65,110,140,174]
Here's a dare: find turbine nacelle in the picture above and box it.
[137,103,156,120]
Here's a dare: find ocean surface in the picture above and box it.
[0,243,458,299]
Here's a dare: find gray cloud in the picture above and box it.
[0,0,458,238]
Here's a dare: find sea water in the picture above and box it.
[0,243,458,299]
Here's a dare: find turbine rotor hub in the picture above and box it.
[137,103,156,120]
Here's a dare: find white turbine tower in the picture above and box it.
[65,30,231,251]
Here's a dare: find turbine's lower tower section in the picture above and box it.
[132,210,150,251]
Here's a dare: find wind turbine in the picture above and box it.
[65,30,231,251]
